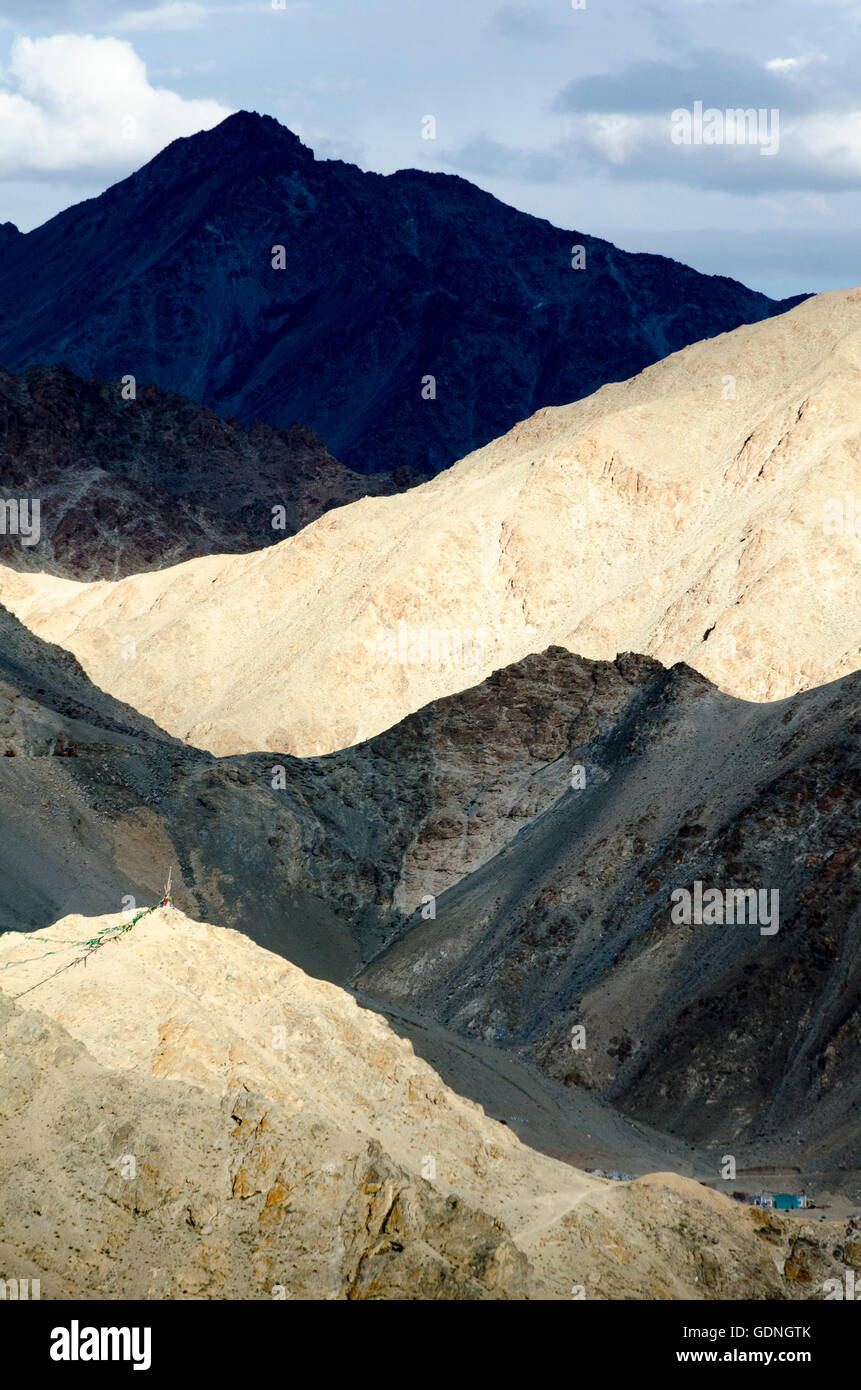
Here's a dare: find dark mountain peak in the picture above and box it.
[114,109,314,201]
[0,124,807,476]
[216,108,280,134]
[203,109,312,161]
[0,221,20,243]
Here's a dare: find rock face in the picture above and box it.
[0,912,532,1301]
[0,111,805,477]
[0,604,857,1165]
[0,364,420,580]
[1,288,857,756]
[357,650,861,1162]
[0,909,851,1300]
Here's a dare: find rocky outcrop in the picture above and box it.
[357,651,861,1160]
[0,364,420,580]
[0,924,529,1300]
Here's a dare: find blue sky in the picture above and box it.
[1,0,860,296]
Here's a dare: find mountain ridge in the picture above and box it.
[0,595,856,1168]
[2,287,855,757]
[3,906,851,1299]
[0,110,808,476]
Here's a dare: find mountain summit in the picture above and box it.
[0,111,806,474]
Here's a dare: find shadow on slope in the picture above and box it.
[2,612,857,1164]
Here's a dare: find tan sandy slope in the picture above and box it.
[1,289,859,755]
[0,908,851,1299]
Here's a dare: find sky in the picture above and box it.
[1,0,860,297]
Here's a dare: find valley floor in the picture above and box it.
[359,990,861,1224]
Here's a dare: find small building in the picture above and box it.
[773,1193,801,1211]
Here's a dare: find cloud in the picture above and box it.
[0,0,269,28]
[541,48,861,194]
[440,107,861,197]
[574,112,861,193]
[553,50,824,117]
[0,34,232,178]
[112,1,279,31]
[486,5,560,40]
[764,55,823,74]
[603,223,857,298]
[113,2,209,31]
[438,135,565,182]
[570,111,861,194]
[0,0,76,20]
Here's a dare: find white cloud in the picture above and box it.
[114,3,209,32]
[112,1,303,27]
[584,114,649,166]
[0,34,232,177]
[765,53,826,74]
[577,108,861,191]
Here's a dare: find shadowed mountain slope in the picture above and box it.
[357,653,861,1161]
[0,607,857,1162]
[0,111,805,477]
[0,364,419,580]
